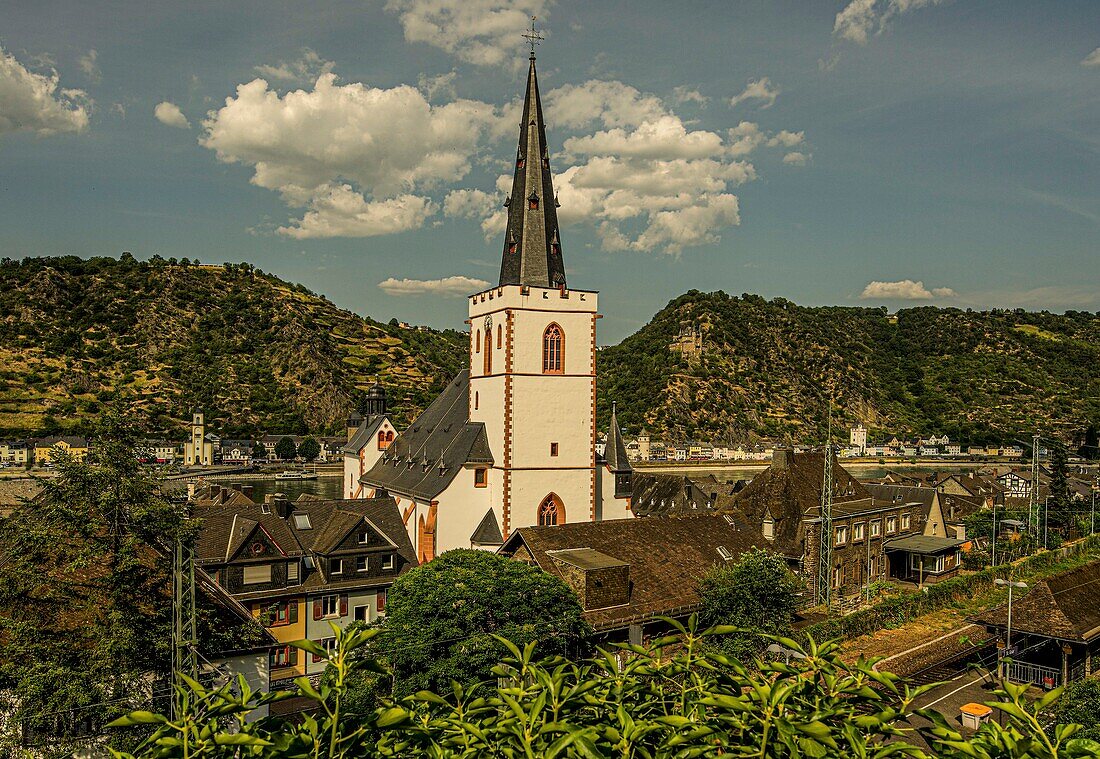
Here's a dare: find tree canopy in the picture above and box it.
[380,549,591,697]
[298,436,321,462]
[698,547,803,660]
[274,436,297,461]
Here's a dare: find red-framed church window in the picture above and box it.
[542,323,563,374]
[538,494,565,526]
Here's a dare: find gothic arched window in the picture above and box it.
[538,494,565,526]
[475,329,480,353]
[497,324,502,349]
[542,324,563,374]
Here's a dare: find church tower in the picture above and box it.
[468,48,598,539]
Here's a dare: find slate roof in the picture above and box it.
[35,435,89,447]
[938,492,986,522]
[630,473,716,516]
[598,405,632,473]
[719,450,871,555]
[972,560,1100,643]
[343,414,390,455]
[360,370,493,502]
[497,55,568,288]
[500,514,770,631]
[470,508,504,546]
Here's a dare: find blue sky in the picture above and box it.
[1,0,1097,343]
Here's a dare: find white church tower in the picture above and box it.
[358,41,631,562]
[467,47,597,537]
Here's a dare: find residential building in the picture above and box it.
[358,51,633,561]
[0,440,30,466]
[192,488,416,686]
[184,410,214,466]
[499,514,772,642]
[137,439,180,464]
[33,435,90,465]
[718,450,937,600]
[220,439,256,465]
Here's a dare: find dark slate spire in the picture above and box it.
[498,54,567,288]
[604,402,632,473]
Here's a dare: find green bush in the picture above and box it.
[109,619,1099,758]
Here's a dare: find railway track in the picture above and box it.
[904,641,998,686]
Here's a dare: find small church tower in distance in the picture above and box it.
[467,37,598,540]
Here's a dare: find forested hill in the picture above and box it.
[597,290,1100,446]
[0,256,466,437]
[3,259,1097,445]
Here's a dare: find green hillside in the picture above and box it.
[3,260,1096,446]
[0,255,466,438]
[597,291,1100,446]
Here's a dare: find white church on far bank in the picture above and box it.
[343,49,634,562]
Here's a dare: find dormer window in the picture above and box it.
[528,192,539,210]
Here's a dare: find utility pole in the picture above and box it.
[817,401,834,611]
[172,537,198,718]
[1029,433,1040,532]
[990,499,998,570]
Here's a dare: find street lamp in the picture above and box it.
[994,579,1027,681]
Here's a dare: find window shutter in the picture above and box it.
[339,594,348,617]
[289,601,299,624]
[312,641,322,663]
[376,590,387,612]
[289,647,299,666]
[313,599,323,620]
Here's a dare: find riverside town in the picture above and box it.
[1,3,1099,757]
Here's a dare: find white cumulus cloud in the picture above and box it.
[782,151,808,166]
[384,0,549,66]
[201,73,505,238]
[154,101,190,128]
[448,80,806,255]
[378,275,490,296]
[729,77,779,109]
[0,45,90,138]
[860,279,956,300]
[834,0,946,45]
[1082,48,1100,67]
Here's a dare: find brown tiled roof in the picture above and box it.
[972,560,1100,642]
[719,450,870,555]
[500,514,769,631]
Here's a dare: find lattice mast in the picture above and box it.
[817,401,834,610]
[171,537,198,718]
[1029,432,1040,531]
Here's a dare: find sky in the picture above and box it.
[1,0,1098,343]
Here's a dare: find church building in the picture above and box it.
[359,50,633,562]
[342,381,398,499]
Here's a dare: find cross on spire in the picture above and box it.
[522,16,543,59]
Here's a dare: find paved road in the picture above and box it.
[902,666,1003,750]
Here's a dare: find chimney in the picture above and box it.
[241,484,254,501]
[186,482,196,500]
[272,493,292,519]
[219,486,229,503]
[231,483,242,492]
[772,449,789,469]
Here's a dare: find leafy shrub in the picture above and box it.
[109,618,1099,758]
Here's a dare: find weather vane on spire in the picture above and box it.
[522,16,544,58]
